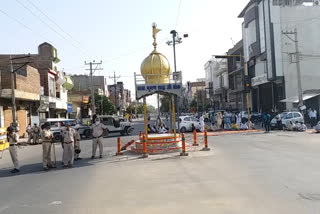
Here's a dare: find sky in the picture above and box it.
[0,0,248,106]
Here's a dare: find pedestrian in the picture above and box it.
[199,114,205,132]
[276,113,282,130]
[7,126,20,173]
[217,112,223,130]
[74,128,82,161]
[91,117,107,159]
[32,123,40,144]
[26,123,32,144]
[61,123,77,167]
[40,123,54,171]
[236,113,241,127]
[264,113,271,133]
[309,108,317,128]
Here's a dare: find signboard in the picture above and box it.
[82,96,89,104]
[251,73,268,87]
[136,83,182,99]
[67,103,73,113]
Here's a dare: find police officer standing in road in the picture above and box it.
[61,123,77,168]
[41,123,54,171]
[32,123,40,144]
[91,117,107,159]
[7,126,20,173]
[74,128,82,161]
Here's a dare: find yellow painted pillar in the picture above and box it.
[143,97,148,143]
[172,95,176,140]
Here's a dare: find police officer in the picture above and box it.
[7,126,20,173]
[74,128,81,161]
[32,123,40,144]
[41,123,53,171]
[26,123,33,144]
[91,117,107,159]
[61,123,77,167]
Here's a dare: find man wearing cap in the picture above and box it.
[61,123,77,167]
[91,117,107,159]
[7,126,20,173]
[41,123,53,171]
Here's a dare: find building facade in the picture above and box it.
[0,42,70,122]
[239,0,320,112]
[0,65,41,136]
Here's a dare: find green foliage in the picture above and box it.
[95,94,116,115]
[160,95,170,112]
[147,105,156,114]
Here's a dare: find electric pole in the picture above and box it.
[9,54,31,130]
[109,71,121,113]
[282,28,303,107]
[84,60,103,115]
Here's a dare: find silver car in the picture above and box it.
[271,112,304,129]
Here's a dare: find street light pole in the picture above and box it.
[168,30,188,133]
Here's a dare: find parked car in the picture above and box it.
[80,115,134,138]
[240,111,261,123]
[176,116,201,133]
[40,118,86,142]
[270,112,304,130]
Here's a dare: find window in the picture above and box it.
[285,113,293,119]
[184,117,191,121]
[294,113,301,118]
[49,77,55,97]
[50,122,59,128]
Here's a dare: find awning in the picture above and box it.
[279,93,320,103]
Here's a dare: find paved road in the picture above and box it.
[1,130,320,213]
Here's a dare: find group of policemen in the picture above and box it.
[26,123,41,144]
[6,116,107,173]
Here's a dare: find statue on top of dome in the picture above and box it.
[152,22,161,51]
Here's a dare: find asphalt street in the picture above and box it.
[1,122,320,213]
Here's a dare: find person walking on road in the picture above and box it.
[7,126,20,173]
[199,114,205,132]
[41,123,54,171]
[264,113,271,133]
[91,117,107,159]
[276,113,282,130]
[309,108,317,128]
[32,123,40,144]
[61,123,77,168]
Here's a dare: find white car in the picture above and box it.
[177,116,201,133]
[270,112,304,129]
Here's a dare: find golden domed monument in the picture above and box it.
[140,23,171,84]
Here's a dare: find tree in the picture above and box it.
[126,103,136,114]
[160,95,170,112]
[136,104,144,114]
[95,94,116,115]
[147,105,156,114]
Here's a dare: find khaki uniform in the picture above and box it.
[61,128,76,166]
[26,125,32,144]
[91,123,107,157]
[33,126,40,144]
[74,130,81,159]
[8,132,19,170]
[41,129,53,169]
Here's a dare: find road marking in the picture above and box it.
[48,201,62,205]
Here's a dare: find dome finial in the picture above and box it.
[152,22,161,51]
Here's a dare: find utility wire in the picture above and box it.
[14,0,87,57]
[26,0,81,45]
[0,8,54,44]
[175,0,182,28]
